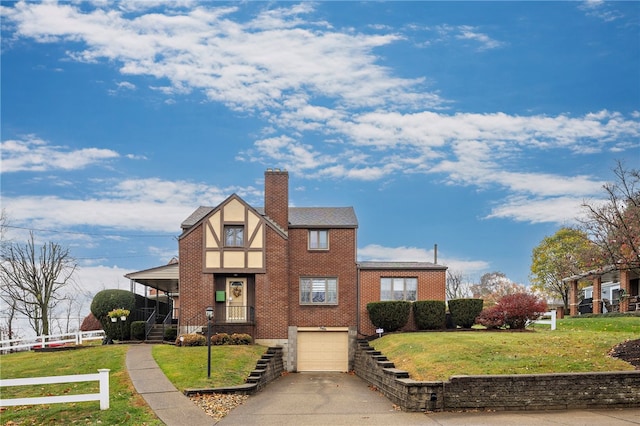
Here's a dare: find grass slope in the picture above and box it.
[371,317,640,381]
[0,343,267,424]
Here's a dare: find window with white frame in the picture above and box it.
[224,225,244,247]
[380,277,417,301]
[300,277,337,304]
[308,229,328,250]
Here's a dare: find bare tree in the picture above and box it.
[0,232,76,335]
[580,161,640,273]
[446,270,472,300]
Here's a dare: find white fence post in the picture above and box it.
[98,369,110,410]
[532,310,556,330]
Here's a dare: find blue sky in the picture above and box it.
[1,1,639,313]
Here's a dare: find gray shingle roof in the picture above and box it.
[181,206,358,229]
[289,207,357,228]
[358,261,447,270]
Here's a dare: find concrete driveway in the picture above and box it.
[218,372,427,425]
[218,372,640,425]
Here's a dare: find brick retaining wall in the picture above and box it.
[354,340,640,412]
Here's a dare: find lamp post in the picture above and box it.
[205,306,213,378]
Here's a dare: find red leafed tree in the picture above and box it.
[477,292,547,329]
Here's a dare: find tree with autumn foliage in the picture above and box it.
[530,227,593,311]
[470,271,527,307]
[580,161,639,274]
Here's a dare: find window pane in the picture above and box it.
[300,279,312,303]
[300,277,337,304]
[380,278,392,301]
[393,278,404,300]
[225,226,244,246]
[406,278,417,301]
[318,230,327,248]
[312,279,326,302]
[309,230,328,249]
[327,279,337,303]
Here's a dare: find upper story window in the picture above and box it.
[308,229,328,250]
[300,277,337,305]
[380,277,417,301]
[224,225,244,247]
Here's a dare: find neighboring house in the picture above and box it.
[564,264,640,315]
[127,169,446,372]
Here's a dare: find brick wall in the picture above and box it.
[288,228,358,327]
[178,224,213,332]
[254,226,289,339]
[355,341,640,412]
[358,268,446,336]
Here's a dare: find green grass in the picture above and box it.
[0,345,162,425]
[0,343,267,424]
[371,316,640,381]
[152,344,267,391]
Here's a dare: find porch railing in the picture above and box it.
[182,306,255,334]
[144,309,156,340]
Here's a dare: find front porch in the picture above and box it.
[566,265,640,316]
[180,305,256,338]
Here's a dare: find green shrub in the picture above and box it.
[366,301,411,332]
[210,333,230,345]
[176,333,206,346]
[90,289,136,341]
[448,298,483,328]
[164,327,177,341]
[413,300,446,330]
[230,333,252,345]
[130,321,146,340]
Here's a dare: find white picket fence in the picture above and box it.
[532,310,557,330]
[0,330,105,353]
[0,369,110,410]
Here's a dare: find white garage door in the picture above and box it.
[297,330,348,372]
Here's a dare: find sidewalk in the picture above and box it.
[126,344,215,426]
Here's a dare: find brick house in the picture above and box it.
[127,169,446,371]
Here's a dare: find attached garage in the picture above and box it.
[296,328,349,372]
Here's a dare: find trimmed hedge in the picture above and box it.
[90,289,136,341]
[176,332,252,346]
[366,301,411,332]
[413,300,446,330]
[130,321,146,340]
[448,298,483,328]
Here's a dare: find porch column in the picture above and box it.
[569,279,579,316]
[620,269,630,313]
[592,275,602,314]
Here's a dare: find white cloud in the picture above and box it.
[2,2,638,227]
[456,25,505,50]
[485,196,590,224]
[358,243,490,277]
[1,136,120,173]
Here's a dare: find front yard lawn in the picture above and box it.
[371,316,640,381]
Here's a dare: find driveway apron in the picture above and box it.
[218,372,429,425]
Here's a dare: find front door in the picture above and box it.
[226,278,247,322]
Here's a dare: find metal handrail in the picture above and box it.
[144,309,157,339]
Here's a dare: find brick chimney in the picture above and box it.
[264,168,289,231]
